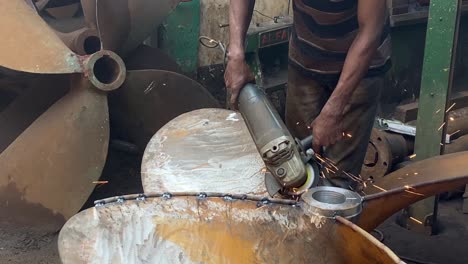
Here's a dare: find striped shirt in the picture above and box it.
[289,0,391,79]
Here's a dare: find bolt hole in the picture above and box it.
[383,162,388,166]
[312,191,346,204]
[93,55,119,84]
[272,146,278,151]
[83,36,101,55]
[377,137,382,141]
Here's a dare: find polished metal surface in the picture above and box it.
[141,109,268,196]
[302,186,362,221]
[58,194,401,264]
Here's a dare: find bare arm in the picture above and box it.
[323,0,387,117]
[224,0,256,108]
[228,0,255,59]
[312,0,387,151]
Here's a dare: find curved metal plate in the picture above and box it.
[0,0,81,74]
[108,70,219,150]
[0,76,109,230]
[141,109,267,195]
[359,151,468,231]
[124,45,181,73]
[58,195,401,264]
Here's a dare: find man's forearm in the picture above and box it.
[323,31,381,116]
[228,0,255,59]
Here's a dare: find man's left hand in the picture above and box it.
[311,109,344,153]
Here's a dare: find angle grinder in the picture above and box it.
[238,83,320,196]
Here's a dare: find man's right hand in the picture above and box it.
[224,55,255,109]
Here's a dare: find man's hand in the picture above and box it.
[224,56,255,109]
[311,108,344,154]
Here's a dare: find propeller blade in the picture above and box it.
[358,151,468,231]
[115,0,181,55]
[108,70,219,150]
[0,75,109,230]
[141,109,268,196]
[0,75,69,153]
[80,0,97,28]
[0,0,82,74]
[124,45,181,73]
[96,0,130,51]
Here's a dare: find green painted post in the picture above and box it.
[408,0,461,234]
[158,0,201,75]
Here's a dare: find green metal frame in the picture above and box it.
[158,0,201,75]
[406,0,462,234]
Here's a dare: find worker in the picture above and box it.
[225,0,390,190]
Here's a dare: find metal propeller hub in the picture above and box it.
[84,50,126,92]
[301,186,363,221]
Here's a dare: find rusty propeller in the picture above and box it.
[0,0,216,230]
[359,151,468,231]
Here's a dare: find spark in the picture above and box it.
[342,132,345,137]
[435,109,441,114]
[144,81,156,94]
[404,185,424,196]
[314,154,326,163]
[296,122,300,125]
[320,171,326,179]
[414,172,418,175]
[440,143,444,146]
[438,122,446,131]
[372,184,387,192]
[410,217,423,225]
[307,126,311,130]
[450,129,461,136]
[405,190,425,196]
[449,116,455,121]
[409,154,417,159]
[93,181,108,184]
[446,103,456,113]
[346,133,353,138]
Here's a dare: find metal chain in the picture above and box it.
[94,192,301,208]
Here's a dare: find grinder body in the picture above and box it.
[238,84,310,189]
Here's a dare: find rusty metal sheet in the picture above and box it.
[96,0,130,51]
[58,194,401,264]
[0,0,82,74]
[124,45,181,73]
[359,151,468,231]
[108,70,219,150]
[142,109,268,196]
[0,76,109,230]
